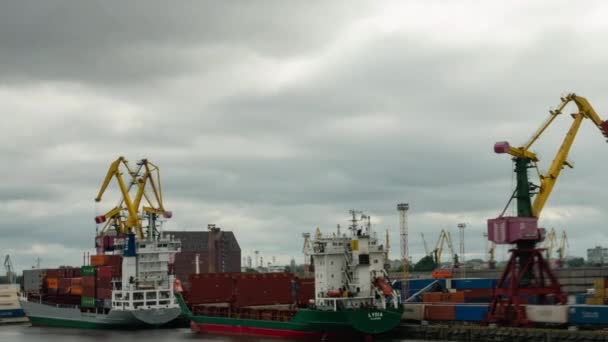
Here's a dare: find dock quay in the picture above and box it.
[396,323,608,342]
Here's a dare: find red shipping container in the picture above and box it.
[97,266,112,278]
[91,255,109,266]
[58,278,71,295]
[463,288,494,300]
[233,273,294,307]
[106,255,122,266]
[96,287,112,299]
[296,278,314,307]
[46,269,61,278]
[487,216,539,244]
[189,273,234,304]
[425,305,456,321]
[422,292,443,303]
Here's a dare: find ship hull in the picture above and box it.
[178,294,401,338]
[188,307,402,338]
[21,300,180,329]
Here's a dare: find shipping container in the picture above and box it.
[451,278,497,290]
[97,266,112,278]
[463,288,494,303]
[487,216,539,243]
[90,255,109,266]
[402,304,425,321]
[96,288,112,299]
[569,305,608,325]
[422,292,443,303]
[295,278,314,307]
[424,304,455,321]
[81,296,96,308]
[81,266,97,276]
[586,297,604,305]
[46,277,58,289]
[576,294,591,304]
[454,304,488,321]
[188,273,235,304]
[23,269,46,294]
[525,305,568,324]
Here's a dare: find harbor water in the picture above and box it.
[0,325,425,342]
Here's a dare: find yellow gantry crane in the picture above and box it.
[94,156,171,239]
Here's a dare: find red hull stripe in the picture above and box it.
[191,322,322,338]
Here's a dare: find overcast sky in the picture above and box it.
[3,1,608,272]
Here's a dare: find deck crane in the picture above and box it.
[94,156,171,240]
[486,93,608,326]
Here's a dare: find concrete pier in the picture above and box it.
[395,323,608,342]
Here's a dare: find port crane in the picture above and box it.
[430,229,459,279]
[556,231,569,268]
[94,156,172,240]
[486,93,608,326]
[4,255,15,284]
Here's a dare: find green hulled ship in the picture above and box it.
[179,210,403,338]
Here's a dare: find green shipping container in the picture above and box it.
[81,296,96,308]
[81,266,97,276]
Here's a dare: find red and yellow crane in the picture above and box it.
[486,93,608,326]
[94,156,171,240]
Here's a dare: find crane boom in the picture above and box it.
[94,157,169,239]
[496,93,608,217]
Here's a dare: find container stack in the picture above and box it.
[402,278,497,323]
[188,272,314,308]
[586,278,608,305]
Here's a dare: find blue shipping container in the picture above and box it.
[0,309,25,318]
[575,294,590,305]
[569,305,608,325]
[454,304,489,321]
[402,279,445,290]
[451,278,497,290]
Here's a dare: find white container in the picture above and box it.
[402,304,425,321]
[525,305,568,324]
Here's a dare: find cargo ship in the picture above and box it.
[20,157,183,328]
[21,233,182,328]
[177,210,403,338]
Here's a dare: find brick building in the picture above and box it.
[163,225,241,285]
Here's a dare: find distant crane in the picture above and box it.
[432,229,457,266]
[421,233,430,256]
[4,255,15,284]
[458,223,466,274]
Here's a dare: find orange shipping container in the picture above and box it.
[46,277,58,289]
[441,291,465,303]
[422,292,443,303]
[425,304,455,321]
[90,255,109,266]
[71,286,83,295]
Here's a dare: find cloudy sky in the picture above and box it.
[2,1,608,272]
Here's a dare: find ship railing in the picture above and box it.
[317,296,374,311]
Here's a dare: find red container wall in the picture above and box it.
[82,276,96,297]
[96,288,112,299]
[188,273,234,304]
[97,266,112,278]
[233,273,294,307]
[425,305,456,321]
[463,288,494,300]
[296,278,314,307]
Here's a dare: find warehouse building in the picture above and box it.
[163,225,241,285]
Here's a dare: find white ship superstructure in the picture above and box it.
[312,211,399,311]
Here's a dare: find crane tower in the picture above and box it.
[397,203,409,295]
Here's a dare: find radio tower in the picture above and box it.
[397,203,410,298]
